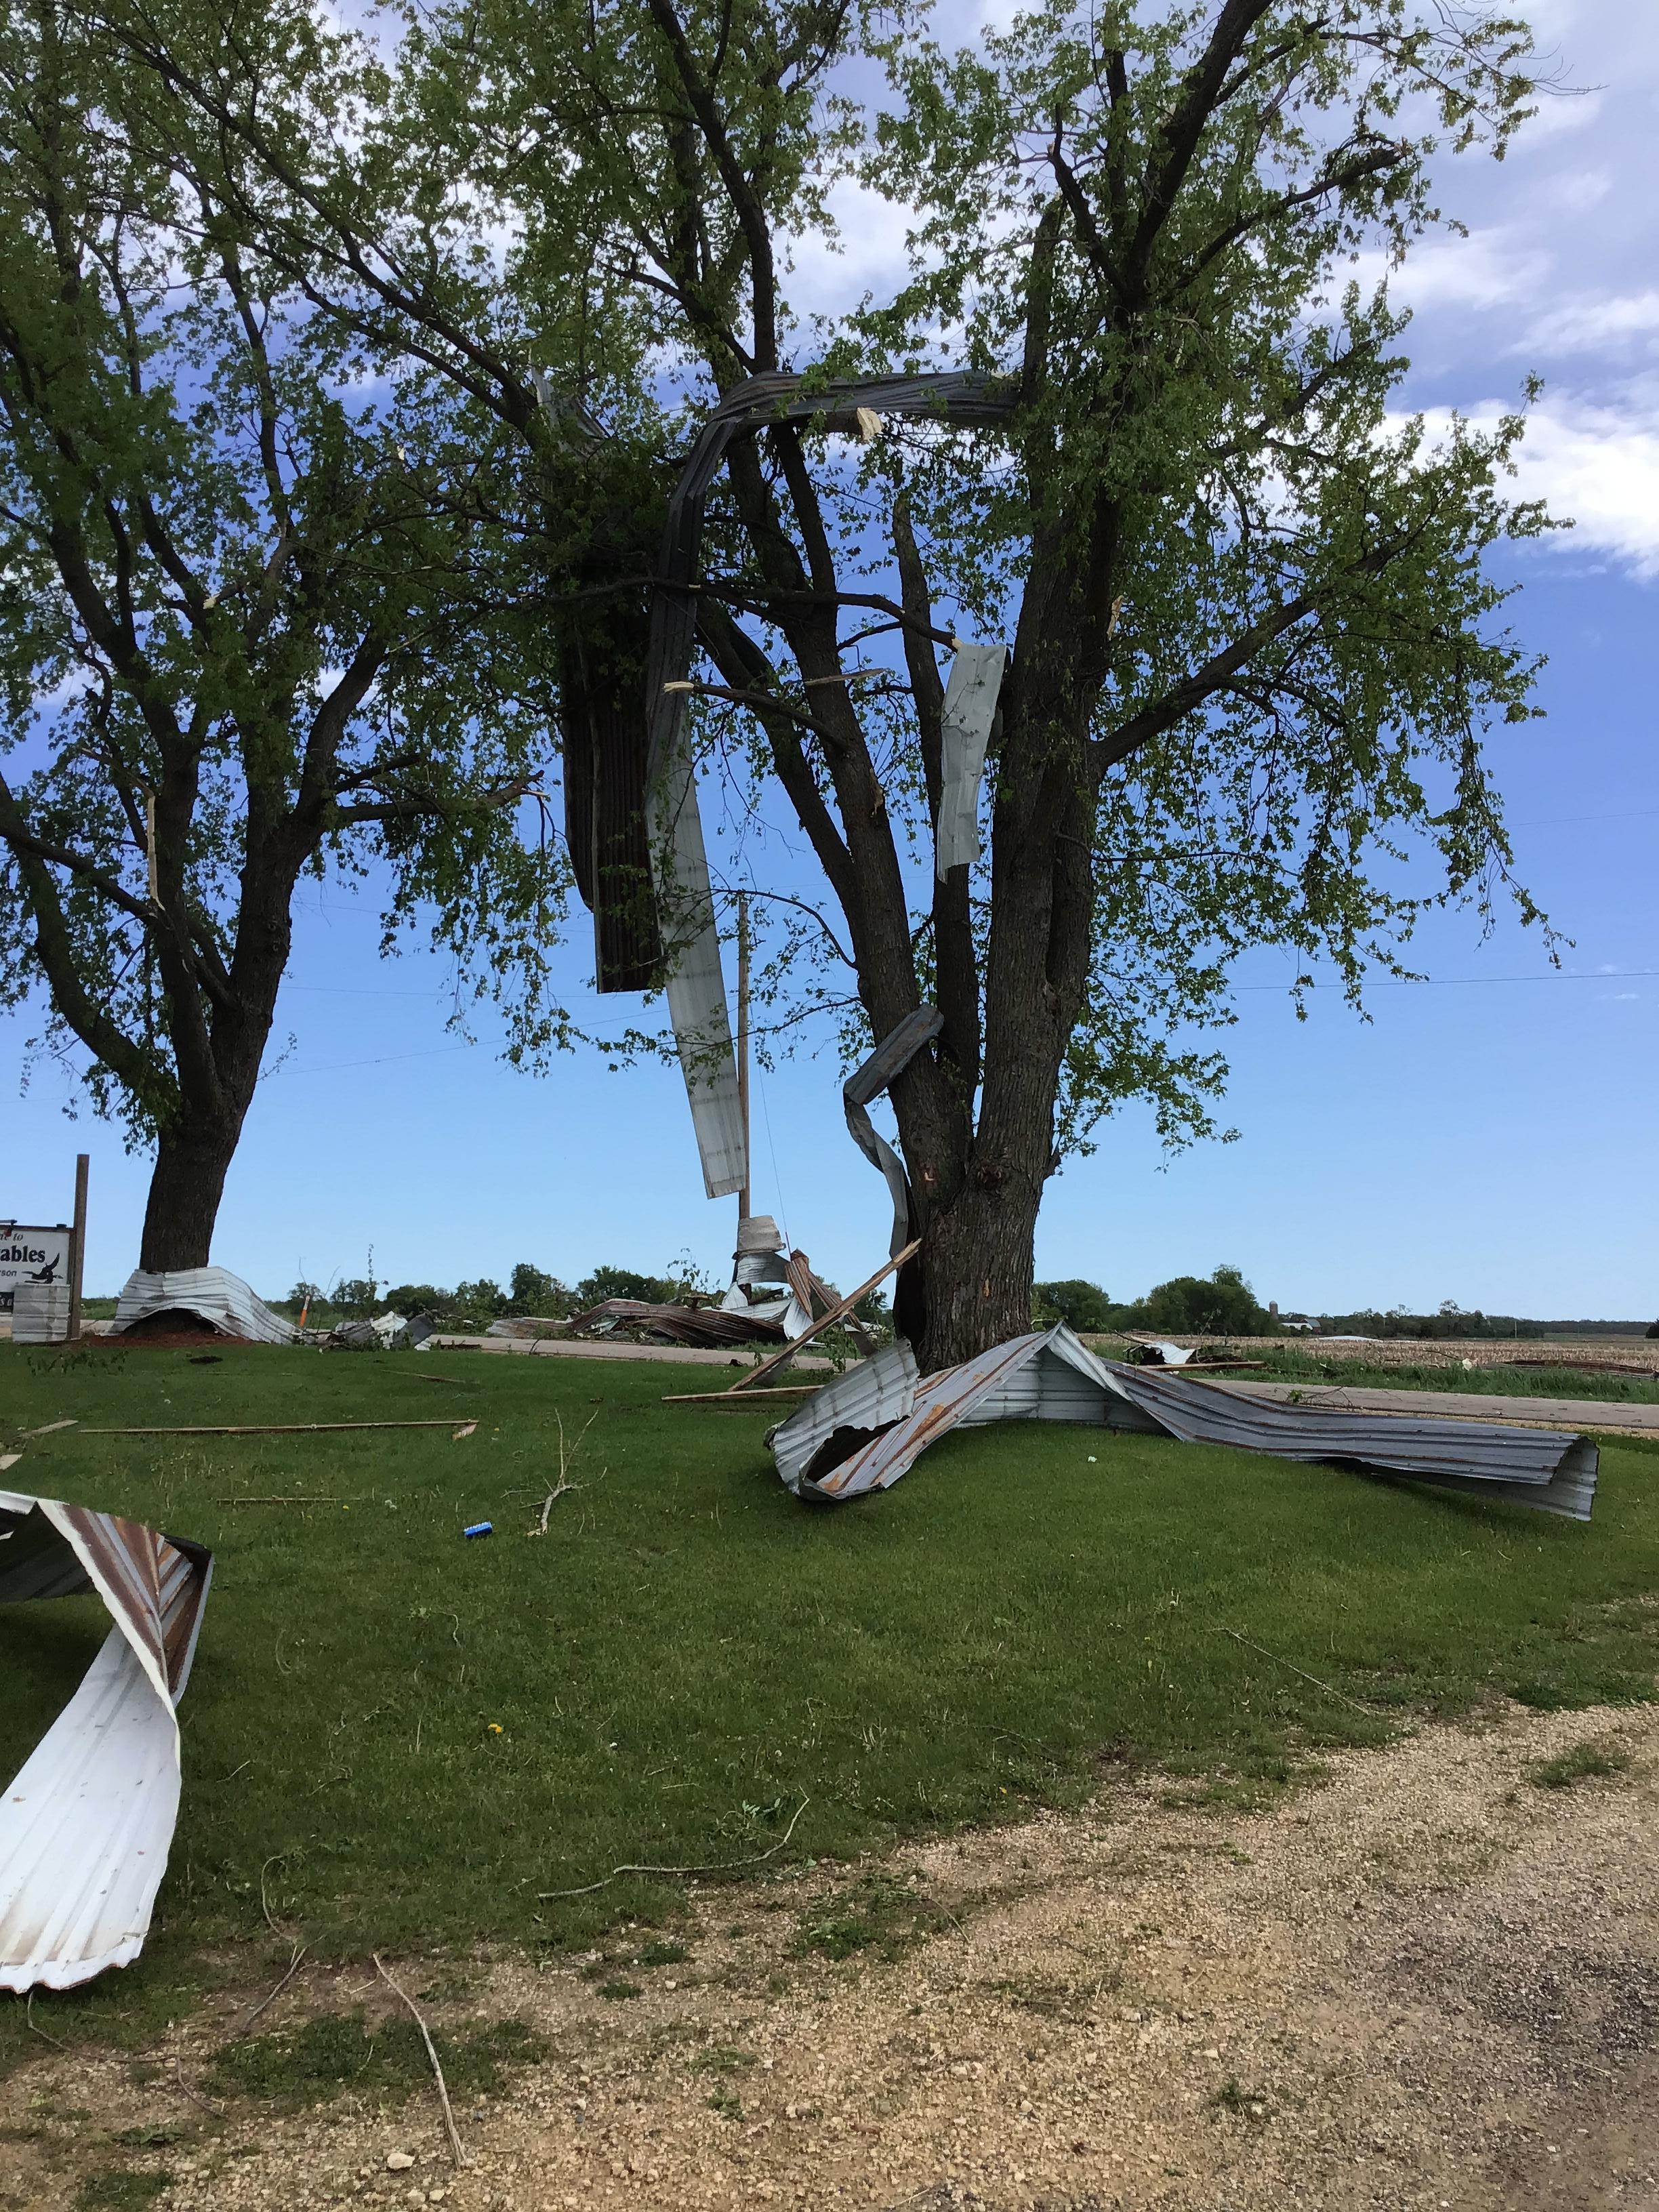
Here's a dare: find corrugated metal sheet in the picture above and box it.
[1107,1362,1599,1519]
[844,1007,944,1261]
[0,1490,212,1992]
[12,1282,70,1345]
[111,1266,295,1344]
[769,1342,920,1493]
[777,1325,1599,1519]
[647,742,747,1200]
[934,643,1007,876]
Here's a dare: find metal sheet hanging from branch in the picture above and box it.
[934,642,1008,878]
[640,371,1019,1204]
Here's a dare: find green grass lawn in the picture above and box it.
[3,1338,1658,2066]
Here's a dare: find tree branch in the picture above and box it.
[644,0,778,368]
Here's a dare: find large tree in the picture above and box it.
[0,0,571,1268]
[46,0,1553,1359]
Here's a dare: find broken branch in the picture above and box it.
[373,1954,471,2168]
[537,1797,810,1900]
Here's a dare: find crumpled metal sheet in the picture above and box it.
[642,370,1019,1204]
[934,642,1007,877]
[844,1007,944,1261]
[768,1341,920,1494]
[0,1490,213,1991]
[717,1216,822,1338]
[773,1325,1599,1519]
[1107,1361,1601,1520]
[112,1266,295,1345]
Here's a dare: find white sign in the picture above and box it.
[0,1224,72,1313]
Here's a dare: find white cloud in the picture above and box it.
[782,176,917,315]
[1412,380,1659,577]
[1349,226,1553,314]
[1519,289,1659,355]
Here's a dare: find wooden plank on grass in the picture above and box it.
[662,1385,821,1405]
[86,1419,478,1436]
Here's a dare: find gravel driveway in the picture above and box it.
[7,1703,1656,2211]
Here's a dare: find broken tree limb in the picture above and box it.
[373,1954,470,2169]
[1215,1627,1382,1716]
[724,1244,920,1393]
[226,1942,308,2042]
[537,1798,811,1900]
[216,1496,340,1507]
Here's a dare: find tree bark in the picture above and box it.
[907,1174,1044,1374]
[138,1112,248,1271]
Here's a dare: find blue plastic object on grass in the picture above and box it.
[462,1521,493,1540]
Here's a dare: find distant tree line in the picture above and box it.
[283,1261,893,1333]
[1034,1265,1269,1338]
[1316,1305,1656,1340]
[282,1263,1650,1340]
[1030,1277,1657,1340]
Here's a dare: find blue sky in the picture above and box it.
[3,0,1655,1319]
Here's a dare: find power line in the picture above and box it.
[260,1042,482,1082]
[283,984,449,998]
[1235,968,1657,992]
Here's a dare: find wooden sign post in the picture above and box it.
[67,1153,89,1343]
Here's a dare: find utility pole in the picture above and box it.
[736,891,751,1224]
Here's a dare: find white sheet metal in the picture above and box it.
[111,1265,295,1344]
[646,742,746,1200]
[934,642,1006,878]
[642,373,1018,1204]
[718,1219,811,1337]
[0,1490,212,1991]
[12,1282,70,1344]
[844,1008,944,1260]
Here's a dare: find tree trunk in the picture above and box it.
[138,1115,245,1272]
[908,1176,1044,1374]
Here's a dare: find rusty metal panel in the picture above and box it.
[0,1491,212,1992]
[770,1342,919,1495]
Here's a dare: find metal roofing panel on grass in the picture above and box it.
[111,1265,295,1344]
[776,1326,1598,1519]
[0,1490,212,1992]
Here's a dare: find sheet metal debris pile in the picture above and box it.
[0,1490,212,1991]
[767,1324,1599,1520]
[567,1297,784,1348]
[536,1217,863,1351]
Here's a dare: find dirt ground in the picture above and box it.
[6,1701,1657,2212]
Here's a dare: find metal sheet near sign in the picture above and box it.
[0,1225,72,1314]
